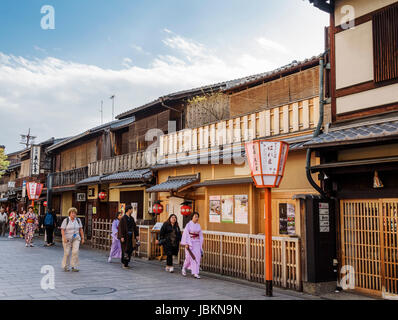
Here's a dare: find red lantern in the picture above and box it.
[98,192,107,200]
[153,201,163,215]
[180,202,192,216]
[43,201,47,207]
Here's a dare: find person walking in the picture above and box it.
[158,214,182,273]
[43,209,57,246]
[117,205,139,269]
[22,206,39,247]
[8,209,17,239]
[108,212,123,263]
[17,210,26,238]
[0,208,8,237]
[60,208,84,272]
[181,212,203,279]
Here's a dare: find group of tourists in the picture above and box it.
[0,206,38,244]
[2,203,204,278]
[108,206,204,278]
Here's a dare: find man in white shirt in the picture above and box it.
[60,208,84,272]
[0,208,8,237]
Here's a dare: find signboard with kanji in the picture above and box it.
[30,145,41,176]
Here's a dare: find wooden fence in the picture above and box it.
[91,220,301,291]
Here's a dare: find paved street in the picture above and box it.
[0,237,321,300]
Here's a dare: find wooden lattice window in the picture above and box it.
[373,3,398,83]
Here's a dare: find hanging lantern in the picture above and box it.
[43,201,47,207]
[180,201,192,216]
[153,201,163,215]
[98,191,107,200]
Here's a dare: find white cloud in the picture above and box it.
[122,57,133,68]
[256,37,288,54]
[0,30,307,153]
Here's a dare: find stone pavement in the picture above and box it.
[0,237,369,300]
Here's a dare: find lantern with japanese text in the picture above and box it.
[98,191,107,201]
[152,201,163,215]
[180,201,192,216]
[43,201,47,207]
[245,140,289,297]
[245,140,289,188]
[26,182,44,206]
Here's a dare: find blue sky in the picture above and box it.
[0,0,328,153]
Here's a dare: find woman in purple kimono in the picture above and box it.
[108,212,123,262]
[181,212,203,279]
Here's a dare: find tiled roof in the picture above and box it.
[147,175,199,193]
[117,55,322,119]
[47,117,135,152]
[304,118,398,148]
[101,169,153,183]
[76,176,104,186]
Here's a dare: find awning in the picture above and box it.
[193,177,253,187]
[147,174,199,193]
[76,176,105,186]
[304,117,398,148]
[101,169,153,183]
[310,156,398,172]
[0,198,8,202]
[51,186,77,194]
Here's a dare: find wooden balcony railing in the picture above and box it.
[53,167,88,187]
[88,149,157,177]
[159,97,319,158]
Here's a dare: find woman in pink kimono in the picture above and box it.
[181,212,203,279]
[22,206,39,247]
[8,210,17,238]
[108,212,122,262]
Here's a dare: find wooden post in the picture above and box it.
[220,234,223,274]
[147,227,151,260]
[246,235,251,281]
[265,187,273,297]
[282,239,287,288]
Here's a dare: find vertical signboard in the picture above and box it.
[30,145,41,176]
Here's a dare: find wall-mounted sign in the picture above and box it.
[221,195,234,223]
[30,146,41,176]
[319,203,330,233]
[92,206,97,215]
[21,180,26,198]
[132,202,138,221]
[77,193,86,202]
[209,196,221,223]
[8,181,15,189]
[279,203,296,235]
[119,203,126,215]
[234,195,248,225]
[88,187,95,197]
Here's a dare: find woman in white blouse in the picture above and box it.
[60,208,84,272]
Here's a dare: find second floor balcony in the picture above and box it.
[53,167,88,187]
[88,149,157,177]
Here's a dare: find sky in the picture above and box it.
[0,0,329,153]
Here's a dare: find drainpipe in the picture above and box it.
[306,54,327,198]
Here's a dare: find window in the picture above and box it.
[373,3,398,83]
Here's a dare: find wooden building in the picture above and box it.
[308,0,398,298]
[146,56,325,290]
[0,138,58,214]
